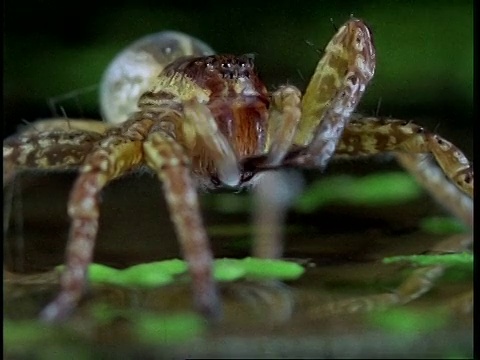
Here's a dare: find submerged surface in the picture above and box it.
[4,169,473,359]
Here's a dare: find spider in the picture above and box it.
[3,18,473,322]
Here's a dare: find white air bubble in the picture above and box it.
[100,31,215,124]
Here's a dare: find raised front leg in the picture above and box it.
[292,18,376,169]
[143,130,220,319]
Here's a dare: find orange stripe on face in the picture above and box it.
[231,98,269,159]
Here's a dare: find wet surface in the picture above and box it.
[4,170,473,359]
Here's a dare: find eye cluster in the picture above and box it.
[205,54,255,79]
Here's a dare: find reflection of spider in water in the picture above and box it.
[3,18,473,322]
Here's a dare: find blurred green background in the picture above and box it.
[4,0,473,157]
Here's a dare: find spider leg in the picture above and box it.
[3,122,107,271]
[183,100,240,186]
[252,170,303,258]
[291,18,375,169]
[306,129,473,317]
[391,153,472,310]
[264,86,302,167]
[249,85,302,258]
[395,153,472,227]
[382,153,472,308]
[143,130,220,319]
[333,117,473,198]
[18,118,111,136]
[3,127,104,185]
[39,120,150,322]
[308,163,472,317]
[308,228,472,319]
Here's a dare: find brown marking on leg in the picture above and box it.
[395,154,473,227]
[39,124,148,322]
[3,130,103,185]
[334,118,473,197]
[306,153,473,318]
[427,134,473,197]
[40,218,98,321]
[265,85,302,167]
[292,19,376,169]
[18,118,111,136]
[144,131,220,319]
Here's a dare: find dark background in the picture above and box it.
[3,4,474,357]
[4,0,473,158]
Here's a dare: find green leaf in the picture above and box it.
[420,216,469,235]
[4,320,57,348]
[118,269,174,287]
[241,257,305,280]
[81,258,305,288]
[295,172,422,213]
[87,264,123,285]
[367,308,450,334]
[213,259,247,281]
[89,305,206,344]
[134,312,206,344]
[383,252,473,270]
[88,259,188,287]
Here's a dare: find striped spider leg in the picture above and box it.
[257,18,473,312]
[283,71,473,315]
[4,32,221,321]
[306,152,473,318]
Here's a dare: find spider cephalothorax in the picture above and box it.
[3,18,473,322]
[137,53,271,189]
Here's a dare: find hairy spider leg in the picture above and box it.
[3,128,104,184]
[396,153,472,310]
[249,19,375,259]
[18,118,111,136]
[396,153,472,227]
[144,129,220,319]
[291,18,376,169]
[308,231,471,318]
[252,170,303,259]
[183,100,240,187]
[334,117,473,198]
[265,86,302,167]
[301,123,473,317]
[3,120,110,274]
[307,229,472,317]
[39,119,151,321]
[308,154,472,317]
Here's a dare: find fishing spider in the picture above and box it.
[3,18,473,322]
